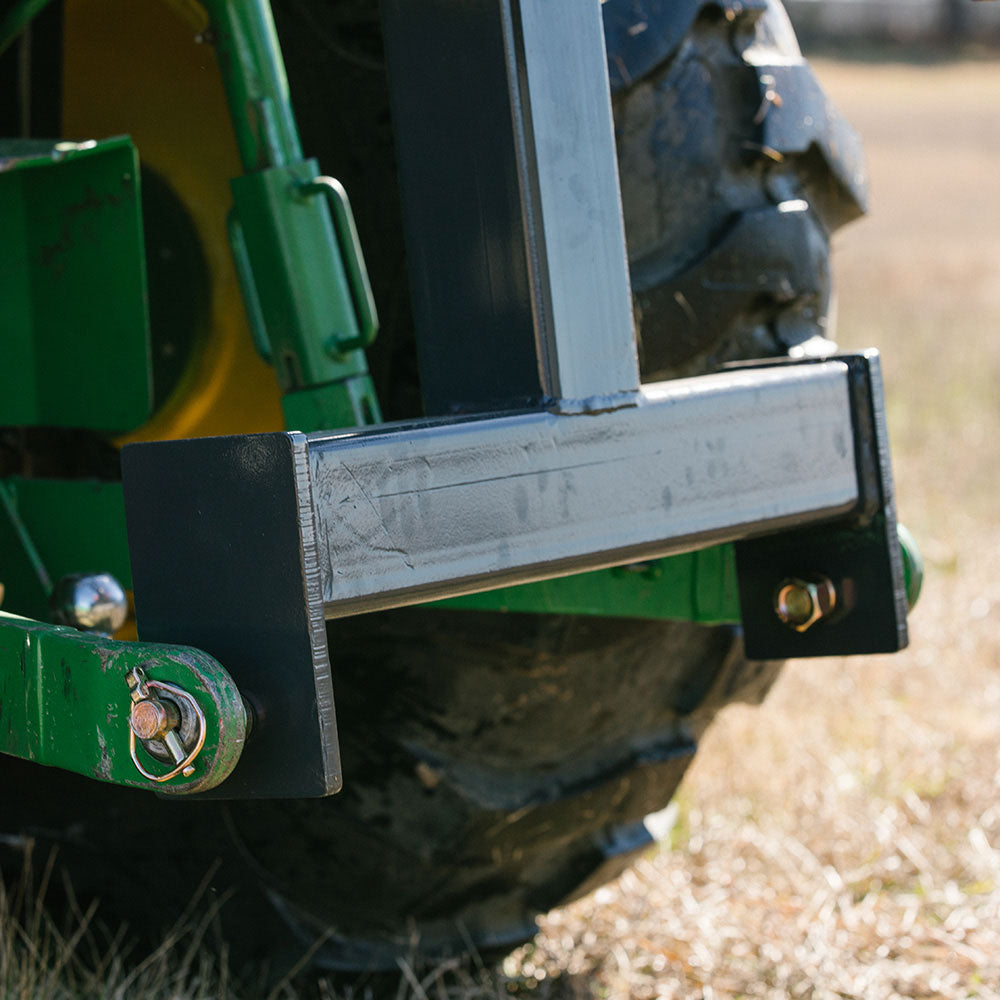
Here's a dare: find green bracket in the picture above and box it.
[206,0,382,433]
[0,611,246,794]
[0,477,132,622]
[0,136,152,433]
[0,482,51,622]
[431,546,742,624]
[228,162,376,384]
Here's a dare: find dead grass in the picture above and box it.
[498,56,1000,1000]
[0,848,514,1000]
[6,57,999,1000]
[0,846,239,999]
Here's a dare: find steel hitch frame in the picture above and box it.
[1,0,913,800]
[116,0,910,800]
[122,350,908,799]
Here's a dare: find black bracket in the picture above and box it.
[733,351,909,659]
[122,432,340,799]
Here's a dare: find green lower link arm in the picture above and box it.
[0,611,246,795]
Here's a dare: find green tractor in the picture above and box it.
[0,0,918,968]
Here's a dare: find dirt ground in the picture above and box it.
[500,56,1000,1000]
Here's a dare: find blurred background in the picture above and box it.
[786,0,1000,45]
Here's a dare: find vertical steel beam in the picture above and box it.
[382,0,638,415]
[381,0,543,415]
[500,0,639,407]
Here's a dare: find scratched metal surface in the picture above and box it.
[501,0,639,404]
[308,361,859,617]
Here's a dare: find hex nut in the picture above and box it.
[774,576,837,633]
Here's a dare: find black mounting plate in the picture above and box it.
[733,351,909,659]
[122,432,340,799]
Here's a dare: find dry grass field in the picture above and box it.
[504,56,1000,1000]
[4,55,999,1000]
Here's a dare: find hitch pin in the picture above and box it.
[126,665,206,782]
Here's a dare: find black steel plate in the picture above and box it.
[122,432,340,798]
[734,352,909,659]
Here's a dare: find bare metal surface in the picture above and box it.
[50,572,128,634]
[308,362,858,618]
[500,0,639,404]
[129,699,173,741]
[290,432,341,794]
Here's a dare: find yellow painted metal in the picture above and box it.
[62,0,285,442]
[156,0,209,33]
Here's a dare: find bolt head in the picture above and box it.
[130,700,170,741]
[774,576,836,633]
[50,573,128,635]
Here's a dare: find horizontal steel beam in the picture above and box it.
[122,357,864,797]
[308,360,858,617]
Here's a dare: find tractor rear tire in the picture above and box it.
[209,0,868,968]
[0,0,867,971]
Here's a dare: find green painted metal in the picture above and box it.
[0,478,132,622]
[0,136,152,433]
[431,545,742,624]
[0,482,51,622]
[5,478,132,589]
[0,610,246,794]
[202,0,302,173]
[229,162,375,386]
[897,522,923,611]
[281,375,381,434]
[205,0,381,431]
[0,0,54,56]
